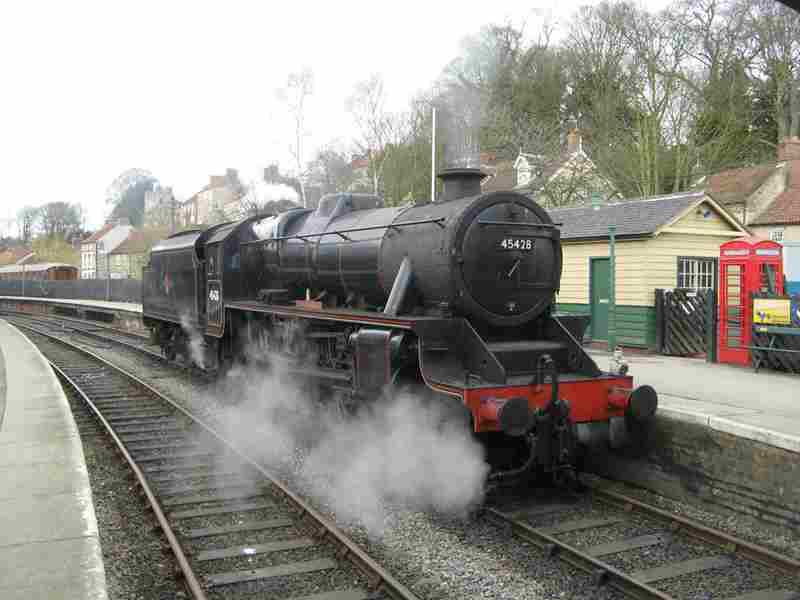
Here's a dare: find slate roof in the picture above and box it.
[109,228,170,255]
[82,223,115,244]
[704,164,776,206]
[548,190,707,241]
[0,246,35,266]
[750,160,800,226]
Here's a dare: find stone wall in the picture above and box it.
[585,414,800,533]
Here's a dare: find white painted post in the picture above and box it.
[431,106,436,202]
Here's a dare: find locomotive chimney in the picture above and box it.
[437,168,486,202]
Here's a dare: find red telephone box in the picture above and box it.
[719,237,784,365]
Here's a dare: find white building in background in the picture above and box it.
[81,220,132,279]
[81,224,112,279]
[144,185,175,228]
[180,169,244,226]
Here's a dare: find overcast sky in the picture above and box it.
[0,0,670,234]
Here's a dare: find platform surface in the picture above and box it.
[0,295,142,314]
[0,318,108,599]
[589,348,800,453]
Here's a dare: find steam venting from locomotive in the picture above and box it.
[179,314,206,369]
[208,333,489,538]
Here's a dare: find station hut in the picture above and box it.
[550,190,748,349]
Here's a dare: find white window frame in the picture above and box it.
[769,228,784,242]
[677,257,716,291]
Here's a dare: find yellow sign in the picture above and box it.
[753,298,791,325]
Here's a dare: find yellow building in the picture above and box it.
[551,191,748,348]
[108,228,170,279]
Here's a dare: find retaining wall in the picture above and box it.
[586,414,800,534]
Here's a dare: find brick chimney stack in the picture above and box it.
[777,136,800,162]
[566,118,582,155]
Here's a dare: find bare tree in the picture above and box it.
[748,0,800,142]
[308,140,355,194]
[278,68,314,208]
[39,202,82,239]
[16,206,40,243]
[347,74,404,195]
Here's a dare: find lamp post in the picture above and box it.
[608,224,617,352]
[98,240,110,301]
[431,106,437,202]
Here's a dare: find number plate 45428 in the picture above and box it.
[499,238,534,251]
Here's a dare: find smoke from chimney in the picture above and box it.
[438,84,481,170]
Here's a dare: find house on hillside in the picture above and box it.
[551,190,748,348]
[80,224,113,279]
[702,136,800,294]
[81,221,133,279]
[481,123,617,207]
[180,169,245,226]
[108,228,169,279]
[703,136,800,241]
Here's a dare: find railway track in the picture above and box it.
[486,485,800,600]
[0,310,163,360]
[6,310,800,599]
[12,319,418,600]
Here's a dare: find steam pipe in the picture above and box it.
[487,433,537,482]
[384,256,413,316]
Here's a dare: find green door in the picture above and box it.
[591,258,610,341]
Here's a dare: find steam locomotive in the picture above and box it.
[142,168,657,482]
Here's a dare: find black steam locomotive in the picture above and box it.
[143,168,657,480]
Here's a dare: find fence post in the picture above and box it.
[655,289,664,353]
[706,289,718,363]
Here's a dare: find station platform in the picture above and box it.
[0,295,142,315]
[588,347,800,454]
[0,318,108,599]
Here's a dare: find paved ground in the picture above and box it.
[0,296,142,314]
[0,319,108,600]
[589,347,800,453]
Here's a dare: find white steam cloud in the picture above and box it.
[299,393,489,536]
[204,326,489,538]
[180,313,206,369]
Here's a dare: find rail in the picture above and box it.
[485,480,799,600]
[11,319,419,600]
